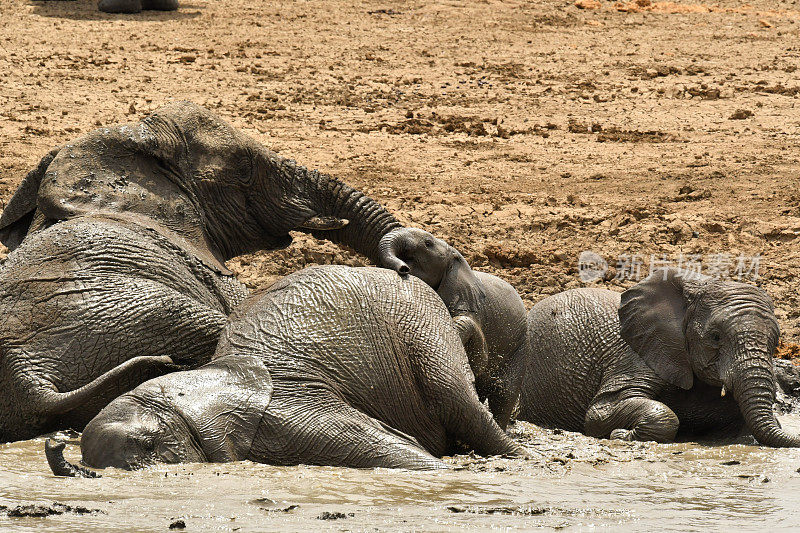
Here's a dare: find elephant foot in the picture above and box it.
[98,0,142,13]
[98,0,178,12]
[587,396,679,443]
[142,0,179,10]
[610,428,634,441]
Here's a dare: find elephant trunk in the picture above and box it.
[731,346,800,448]
[304,169,403,265]
[45,439,100,478]
[378,229,410,274]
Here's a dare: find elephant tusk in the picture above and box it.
[299,216,350,231]
[721,385,726,397]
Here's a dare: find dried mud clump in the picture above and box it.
[729,109,754,120]
[776,342,800,362]
[1,502,103,518]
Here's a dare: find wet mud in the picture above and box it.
[3,417,800,531]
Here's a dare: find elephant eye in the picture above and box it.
[709,330,721,346]
[141,437,156,452]
[424,239,434,248]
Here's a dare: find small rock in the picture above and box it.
[729,109,753,120]
[721,460,741,466]
[574,0,601,9]
[759,19,772,28]
[317,511,353,520]
[774,359,800,399]
[169,520,186,530]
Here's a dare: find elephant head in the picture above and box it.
[57,356,273,473]
[0,102,403,273]
[378,228,527,429]
[619,267,796,447]
[378,227,485,315]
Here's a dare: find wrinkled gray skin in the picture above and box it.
[378,228,528,428]
[0,102,408,442]
[519,268,798,447]
[59,266,525,472]
[98,0,177,14]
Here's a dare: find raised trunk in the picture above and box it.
[303,168,403,265]
[732,351,800,447]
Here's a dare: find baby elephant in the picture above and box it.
[380,228,529,428]
[519,268,798,447]
[48,266,525,474]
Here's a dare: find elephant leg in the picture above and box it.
[452,314,489,379]
[1,275,229,440]
[659,381,745,439]
[405,336,527,458]
[141,0,178,10]
[98,0,143,13]
[484,342,528,430]
[250,388,446,470]
[585,396,679,443]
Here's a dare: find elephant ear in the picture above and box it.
[0,147,60,250]
[169,354,273,462]
[618,268,709,390]
[437,250,486,316]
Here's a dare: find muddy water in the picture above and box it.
[2,417,800,532]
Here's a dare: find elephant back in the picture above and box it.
[214,265,466,449]
[1,101,267,274]
[519,288,624,431]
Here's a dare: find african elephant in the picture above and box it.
[379,228,528,428]
[0,101,410,442]
[98,0,177,14]
[518,268,798,447]
[46,265,526,474]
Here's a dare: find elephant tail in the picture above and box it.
[45,439,100,478]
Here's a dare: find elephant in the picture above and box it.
[378,228,528,428]
[0,101,416,443]
[517,268,799,447]
[46,265,527,474]
[98,0,178,14]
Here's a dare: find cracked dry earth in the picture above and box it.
[2,0,800,530]
[1,0,799,345]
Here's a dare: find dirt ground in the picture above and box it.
[1,0,799,346]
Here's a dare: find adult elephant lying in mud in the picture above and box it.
[47,266,526,474]
[0,102,413,442]
[519,268,799,447]
[379,228,527,428]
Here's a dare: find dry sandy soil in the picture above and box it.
[1,0,799,348]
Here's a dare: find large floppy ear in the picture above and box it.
[618,268,709,389]
[172,354,273,462]
[437,249,486,316]
[0,147,59,250]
